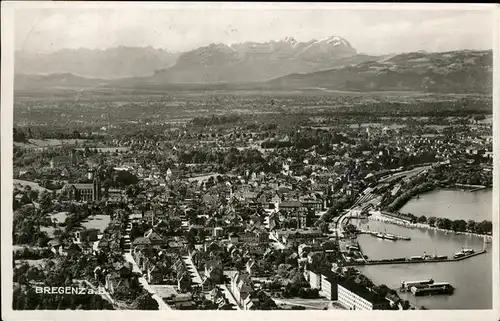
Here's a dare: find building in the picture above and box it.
[230,272,257,310]
[278,200,306,212]
[74,228,100,244]
[107,188,124,204]
[273,228,323,247]
[213,227,224,238]
[204,260,224,284]
[307,270,340,300]
[301,198,324,213]
[337,279,388,310]
[320,273,339,300]
[65,177,102,202]
[309,270,322,290]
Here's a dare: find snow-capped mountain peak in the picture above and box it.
[318,36,349,47]
[283,36,298,46]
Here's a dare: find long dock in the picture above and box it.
[358,229,411,241]
[345,250,486,266]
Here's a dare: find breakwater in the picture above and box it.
[345,250,486,266]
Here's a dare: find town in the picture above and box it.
[12,92,493,311]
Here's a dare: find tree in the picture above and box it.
[476,220,492,235]
[466,220,476,233]
[435,218,452,230]
[451,219,467,232]
[417,215,427,224]
[427,216,437,227]
[317,221,329,234]
[373,284,390,298]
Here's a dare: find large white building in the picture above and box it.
[337,281,386,311]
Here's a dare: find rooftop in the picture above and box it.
[338,279,387,305]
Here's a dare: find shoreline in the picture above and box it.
[388,184,491,213]
[366,214,493,240]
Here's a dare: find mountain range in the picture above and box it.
[14,36,493,94]
[16,36,378,81]
[15,46,179,79]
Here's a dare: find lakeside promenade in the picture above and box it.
[368,211,493,241]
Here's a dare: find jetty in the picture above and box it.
[344,249,486,266]
[358,228,411,241]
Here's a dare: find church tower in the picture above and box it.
[92,171,102,201]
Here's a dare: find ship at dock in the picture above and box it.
[374,229,409,241]
[400,278,434,291]
[411,282,454,296]
[400,279,454,296]
[453,248,475,258]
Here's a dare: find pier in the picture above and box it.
[357,228,411,241]
[344,250,486,266]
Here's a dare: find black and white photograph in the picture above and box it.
[1,2,499,320]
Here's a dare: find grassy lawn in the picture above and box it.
[50,212,69,224]
[13,179,50,193]
[80,215,111,232]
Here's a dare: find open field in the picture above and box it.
[14,139,89,149]
[14,179,50,192]
[80,215,111,232]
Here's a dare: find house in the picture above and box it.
[146,265,165,284]
[204,260,224,283]
[177,272,192,293]
[229,233,239,244]
[230,272,256,310]
[201,276,217,292]
[213,227,224,238]
[74,228,99,244]
[298,244,312,258]
[133,237,153,250]
[144,229,166,247]
[209,287,233,310]
[48,239,65,255]
[105,271,131,295]
[107,188,124,204]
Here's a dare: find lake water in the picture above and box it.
[351,189,493,310]
[400,189,492,221]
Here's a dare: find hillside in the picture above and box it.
[152,36,380,83]
[265,50,493,93]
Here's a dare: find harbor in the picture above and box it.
[352,208,492,310]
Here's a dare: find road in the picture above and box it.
[272,297,331,310]
[219,285,241,310]
[123,253,173,310]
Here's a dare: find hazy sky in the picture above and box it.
[14,5,494,55]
